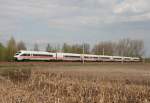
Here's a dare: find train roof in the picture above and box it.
[83,54,99,57]
[99,55,113,57]
[19,50,55,54]
[57,52,81,56]
[112,56,123,58]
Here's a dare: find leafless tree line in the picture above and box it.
[92,39,144,57]
[0,37,144,61]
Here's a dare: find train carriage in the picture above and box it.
[83,54,99,61]
[112,56,123,62]
[123,57,132,62]
[57,53,81,61]
[131,57,140,62]
[14,50,56,61]
[99,55,113,62]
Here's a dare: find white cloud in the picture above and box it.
[114,0,150,14]
[0,0,150,32]
[113,0,150,22]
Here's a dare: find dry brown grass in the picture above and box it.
[0,62,150,103]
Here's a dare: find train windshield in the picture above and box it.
[15,52,21,55]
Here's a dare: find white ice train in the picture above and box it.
[14,50,141,62]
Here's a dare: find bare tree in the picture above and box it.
[130,39,144,57]
[92,41,114,55]
[71,44,83,54]
[62,43,88,54]
[62,43,71,53]
[54,44,61,52]
[46,43,53,52]
[83,43,90,54]
[115,38,144,57]
[34,43,39,51]
[17,41,27,51]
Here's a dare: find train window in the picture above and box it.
[33,54,37,56]
[84,56,90,58]
[114,58,122,60]
[21,54,30,56]
[41,54,53,57]
[100,57,111,59]
[21,54,25,56]
[84,56,98,59]
[64,55,81,58]
[15,53,20,55]
[16,52,21,54]
[33,54,42,56]
[124,58,130,60]
[15,52,21,55]
[33,54,53,57]
[49,55,53,57]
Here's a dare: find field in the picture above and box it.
[0,62,150,103]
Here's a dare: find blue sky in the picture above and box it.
[0,0,150,56]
